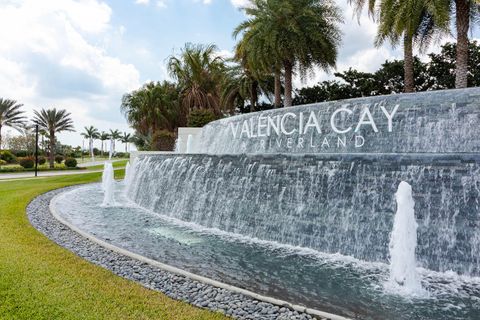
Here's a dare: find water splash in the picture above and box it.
[387,181,424,295]
[124,161,131,186]
[174,137,183,153]
[101,162,115,207]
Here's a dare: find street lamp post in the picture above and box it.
[34,124,39,177]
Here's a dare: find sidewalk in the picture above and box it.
[77,158,128,167]
[0,169,105,181]
[0,167,125,181]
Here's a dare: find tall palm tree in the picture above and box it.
[0,98,26,149]
[108,129,121,157]
[373,0,449,92]
[33,108,74,168]
[80,126,99,160]
[99,131,110,157]
[234,27,283,108]
[120,132,132,153]
[167,43,226,114]
[351,0,479,89]
[453,0,480,88]
[234,0,342,107]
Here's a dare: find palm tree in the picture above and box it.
[234,0,342,107]
[234,27,283,108]
[0,98,26,149]
[352,0,479,89]
[223,43,275,113]
[453,0,480,88]
[108,129,121,157]
[121,81,181,136]
[80,126,99,160]
[373,0,449,92]
[33,108,74,168]
[221,62,274,113]
[99,131,110,157]
[167,43,226,114]
[120,132,132,153]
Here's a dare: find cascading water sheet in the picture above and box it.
[128,153,480,277]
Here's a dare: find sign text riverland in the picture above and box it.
[228,103,400,151]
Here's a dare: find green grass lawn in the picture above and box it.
[85,159,129,171]
[0,170,227,320]
[75,157,129,164]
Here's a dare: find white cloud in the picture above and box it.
[156,0,167,8]
[230,0,250,8]
[0,0,140,146]
[135,0,150,4]
[215,49,234,59]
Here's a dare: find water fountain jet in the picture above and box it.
[124,161,131,186]
[101,162,115,207]
[388,181,423,296]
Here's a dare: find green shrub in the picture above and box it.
[151,130,175,151]
[64,158,77,168]
[19,157,34,169]
[115,152,129,158]
[0,159,7,166]
[55,155,64,164]
[0,150,16,163]
[187,109,217,127]
[37,156,46,165]
[0,165,24,173]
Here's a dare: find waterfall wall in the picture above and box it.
[128,88,480,276]
[129,153,480,276]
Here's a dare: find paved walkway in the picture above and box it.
[0,167,126,182]
[0,169,103,181]
[77,158,129,168]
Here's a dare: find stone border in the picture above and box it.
[28,187,349,320]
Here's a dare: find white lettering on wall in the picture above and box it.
[355,106,378,133]
[304,111,322,134]
[380,104,399,132]
[267,115,281,136]
[280,112,297,135]
[331,105,353,134]
[228,102,401,151]
[240,120,250,138]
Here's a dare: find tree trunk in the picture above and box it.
[125,143,127,153]
[90,139,94,161]
[101,141,103,157]
[455,0,469,88]
[404,34,415,93]
[274,70,282,108]
[49,132,55,169]
[0,125,3,150]
[250,81,258,113]
[284,60,293,107]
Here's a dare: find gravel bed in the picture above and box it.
[27,187,331,320]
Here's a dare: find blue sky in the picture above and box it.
[0,0,478,148]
